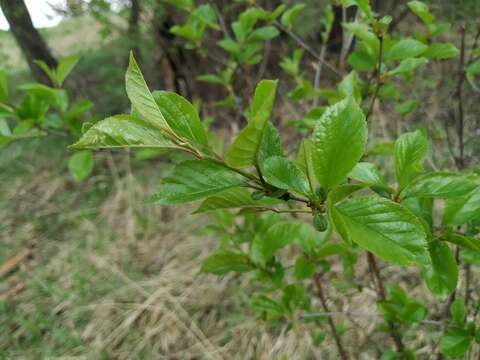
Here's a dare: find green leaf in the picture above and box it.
[70,115,180,149]
[68,150,94,182]
[443,187,480,225]
[225,80,278,168]
[394,130,428,189]
[388,57,428,76]
[451,298,466,324]
[395,100,418,116]
[407,1,434,24]
[384,39,428,62]
[444,232,480,253]
[332,196,429,265]
[247,26,279,42]
[348,51,376,71]
[424,241,458,296]
[294,256,315,280]
[152,91,208,147]
[56,55,80,87]
[201,251,254,275]
[466,59,480,74]
[312,98,367,190]
[251,221,319,265]
[150,159,245,204]
[281,3,305,27]
[343,22,379,58]
[258,122,283,172]
[440,328,472,357]
[251,295,286,316]
[194,187,280,213]
[338,71,362,103]
[0,69,8,101]
[126,52,173,133]
[348,162,387,187]
[296,139,317,190]
[401,173,477,199]
[262,156,311,196]
[422,43,459,59]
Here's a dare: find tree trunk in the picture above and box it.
[0,0,57,85]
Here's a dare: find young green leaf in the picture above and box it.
[70,115,180,149]
[450,298,466,324]
[407,1,434,25]
[388,57,428,76]
[400,173,477,199]
[422,43,459,59]
[280,3,305,28]
[262,156,311,196]
[444,232,480,253]
[424,241,458,296]
[294,256,315,280]
[56,55,80,87]
[150,160,245,204]
[394,130,428,189]
[68,150,94,182]
[332,196,429,265]
[440,328,472,357]
[312,98,367,190]
[152,91,208,147]
[225,80,278,168]
[251,221,319,265]
[258,122,283,171]
[348,51,376,71]
[384,38,428,62]
[296,139,317,191]
[348,162,388,187]
[201,251,254,275]
[443,186,480,225]
[125,52,173,134]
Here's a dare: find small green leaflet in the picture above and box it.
[125,52,173,134]
[394,130,428,189]
[401,172,477,199]
[225,80,278,168]
[70,115,180,149]
[150,159,245,204]
[332,196,429,265]
[194,187,280,213]
[443,186,480,225]
[152,91,208,147]
[312,97,367,190]
[68,150,94,182]
[262,156,311,196]
[423,240,458,297]
[201,251,254,275]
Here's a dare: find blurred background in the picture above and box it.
[0,0,479,358]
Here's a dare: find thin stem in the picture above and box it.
[313,45,327,108]
[366,35,384,121]
[313,274,349,360]
[455,26,466,169]
[366,252,405,353]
